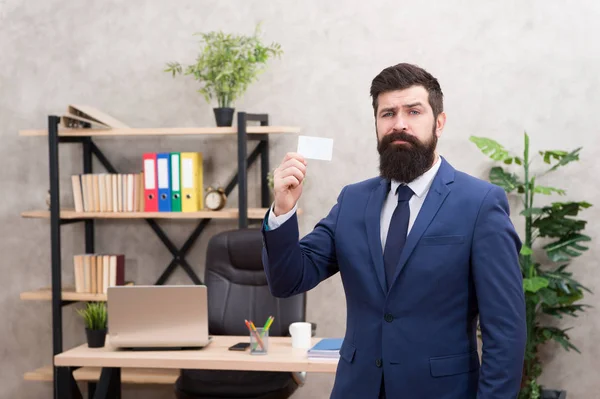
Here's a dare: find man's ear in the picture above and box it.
[435,112,446,138]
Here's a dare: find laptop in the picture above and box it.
[106,285,211,350]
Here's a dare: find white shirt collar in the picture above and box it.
[390,154,442,198]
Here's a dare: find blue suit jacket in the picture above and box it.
[262,157,526,399]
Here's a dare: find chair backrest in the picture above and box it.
[204,228,306,337]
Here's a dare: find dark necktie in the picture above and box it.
[383,184,414,290]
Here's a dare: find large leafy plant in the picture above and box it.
[165,23,282,108]
[470,133,592,399]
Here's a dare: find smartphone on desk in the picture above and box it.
[228,342,250,351]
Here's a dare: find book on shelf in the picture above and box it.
[71,173,144,213]
[73,254,125,294]
[61,104,130,129]
[307,338,343,359]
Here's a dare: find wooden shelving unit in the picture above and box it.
[21,207,285,220]
[25,365,178,384]
[21,287,107,302]
[19,126,301,137]
[21,112,301,397]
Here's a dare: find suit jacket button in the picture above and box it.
[384,313,394,323]
[375,358,382,368]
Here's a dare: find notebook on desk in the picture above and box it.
[307,338,343,359]
[107,285,211,350]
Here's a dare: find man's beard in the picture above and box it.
[377,127,437,183]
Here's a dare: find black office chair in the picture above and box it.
[175,228,312,399]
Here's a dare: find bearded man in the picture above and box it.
[261,63,526,399]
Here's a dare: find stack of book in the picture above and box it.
[71,173,144,213]
[73,254,126,294]
[307,338,343,360]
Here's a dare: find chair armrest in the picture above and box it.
[291,371,307,386]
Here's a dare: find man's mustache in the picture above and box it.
[381,131,420,148]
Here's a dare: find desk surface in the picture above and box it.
[55,335,338,373]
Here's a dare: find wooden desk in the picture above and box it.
[54,335,339,399]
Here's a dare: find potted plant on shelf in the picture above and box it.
[470,133,593,399]
[77,302,108,348]
[164,23,283,127]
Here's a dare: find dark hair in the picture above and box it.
[370,63,444,119]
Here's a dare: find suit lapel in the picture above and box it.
[390,157,455,287]
[365,179,389,294]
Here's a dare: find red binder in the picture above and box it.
[142,153,158,212]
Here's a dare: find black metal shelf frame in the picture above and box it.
[47,112,272,399]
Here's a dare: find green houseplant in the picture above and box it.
[470,133,592,399]
[165,23,283,127]
[77,302,108,348]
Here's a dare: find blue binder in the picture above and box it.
[156,153,171,212]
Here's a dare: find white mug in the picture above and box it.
[289,322,312,349]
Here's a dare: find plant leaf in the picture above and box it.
[77,302,107,330]
[536,287,559,306]
[543,234,591,262]
[538,326,581,353]
[542,304,589,318]
[524,132,530,165]
[520,207,544,217]
[523,277,549,293]
[541,148,582,173]
[469,136,512,162]
[533,186,566,196]
[533,202,591,238]
[543,271,586,295]
[520,245,533,256]
[489,166,522,193]
[503,156,524,165]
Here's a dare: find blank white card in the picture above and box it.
[297,135,334,161]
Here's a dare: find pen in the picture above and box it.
[261,315,274,332]
[251,316,275,350]
[245,319,265,350]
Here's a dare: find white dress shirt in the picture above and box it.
[379,155,441,250]
[268,155,442,251]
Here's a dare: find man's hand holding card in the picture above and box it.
[272,135,333,216]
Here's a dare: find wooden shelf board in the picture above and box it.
[20,208,276,220]
[24,365,178,384]
[21,287,107,302]
[24,365,53,382]
[19,126,301,137]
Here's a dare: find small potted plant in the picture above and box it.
[77,302,108,348]
[164,23,283,127]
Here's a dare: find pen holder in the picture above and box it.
[250,328,269,355]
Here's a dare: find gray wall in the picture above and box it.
[2,0,599,398]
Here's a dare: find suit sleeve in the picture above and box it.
[261,187,347,298]
[472,185,527,399]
